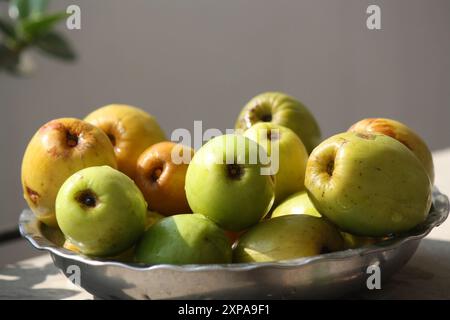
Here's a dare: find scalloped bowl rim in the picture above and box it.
[19,187,449,272]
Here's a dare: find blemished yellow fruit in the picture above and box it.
[349,118,434,183]
[305,132,432,237]
[21,118,117,227]
[85,104,166,180]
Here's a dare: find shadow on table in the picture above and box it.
[352,238,450,300]
[0,255,82,300]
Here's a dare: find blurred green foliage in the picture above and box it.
[0,0,76,75]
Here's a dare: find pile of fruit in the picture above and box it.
[21,92,434,264]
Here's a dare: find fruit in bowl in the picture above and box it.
[135,141,194,216]
[56,166,147,257]
[21,118,117,227]
[185,134,275,232]
[19,98,438,272]
[271,190,321,218]
[85,104,166,180]
[233,215,345,263]
[270,191,380,248]
[244,123,308,205]
[135,214,232,264]
[348,118,434,183]
[305,131,432,237]
[235,92,321,153]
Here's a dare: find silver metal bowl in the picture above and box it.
[19,188,449,299]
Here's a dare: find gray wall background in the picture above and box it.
[1,0,449,232]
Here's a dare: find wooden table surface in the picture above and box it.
[1,149,449,300]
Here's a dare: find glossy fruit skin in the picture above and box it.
[85,104,166,180]
[135,142,194,216]
[271,191,321,218]
[21,118,117,227]
[348,118,434,183]
[185,134,275,232]
[233,215,345,263]
[56,166,147,257]
[244,123,308,205]
[235,92,321,153]
[270,191,380,248]
[135,214,232,264]
[305,132,432,237]
[270,190,379,248]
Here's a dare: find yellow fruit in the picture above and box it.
[21,118,117,226]
[85,104,166,180]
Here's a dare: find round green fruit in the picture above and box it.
[270,191,379,249]
[185,134,275,232]
[244,123,308,204]
[305,132,432,237]
[271,190,321,218]
[55,166,147,257]
[233,215,345,263]
[135,214,232,264]
[235,92,321,153]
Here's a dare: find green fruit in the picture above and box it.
[349,118,434,183]
[244,123,308,204]
[341,232,380,249]
[270,191,379,249]
[305,132,432,237]
[185,134,275,232]
[233,215,345,263]
[271,191,321,218]
[55,166,147,257]
[135,214,232,264]
[235,92,321,153]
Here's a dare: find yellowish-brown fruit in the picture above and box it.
[135,142,194,215]
[85,104,166,180]
[21,118,117,227]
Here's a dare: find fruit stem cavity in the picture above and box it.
[66,131,79,147]
[151,167,163,182]
[76,190,97,208]
[227,164,244,180]
[326,160,334,177]
[107,133,116,146]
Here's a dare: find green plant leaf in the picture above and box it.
[18,11,68,40]
[29,0,49,17]
[0,18,16,38]
[35,31,76,61]
[9,0,30,20]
